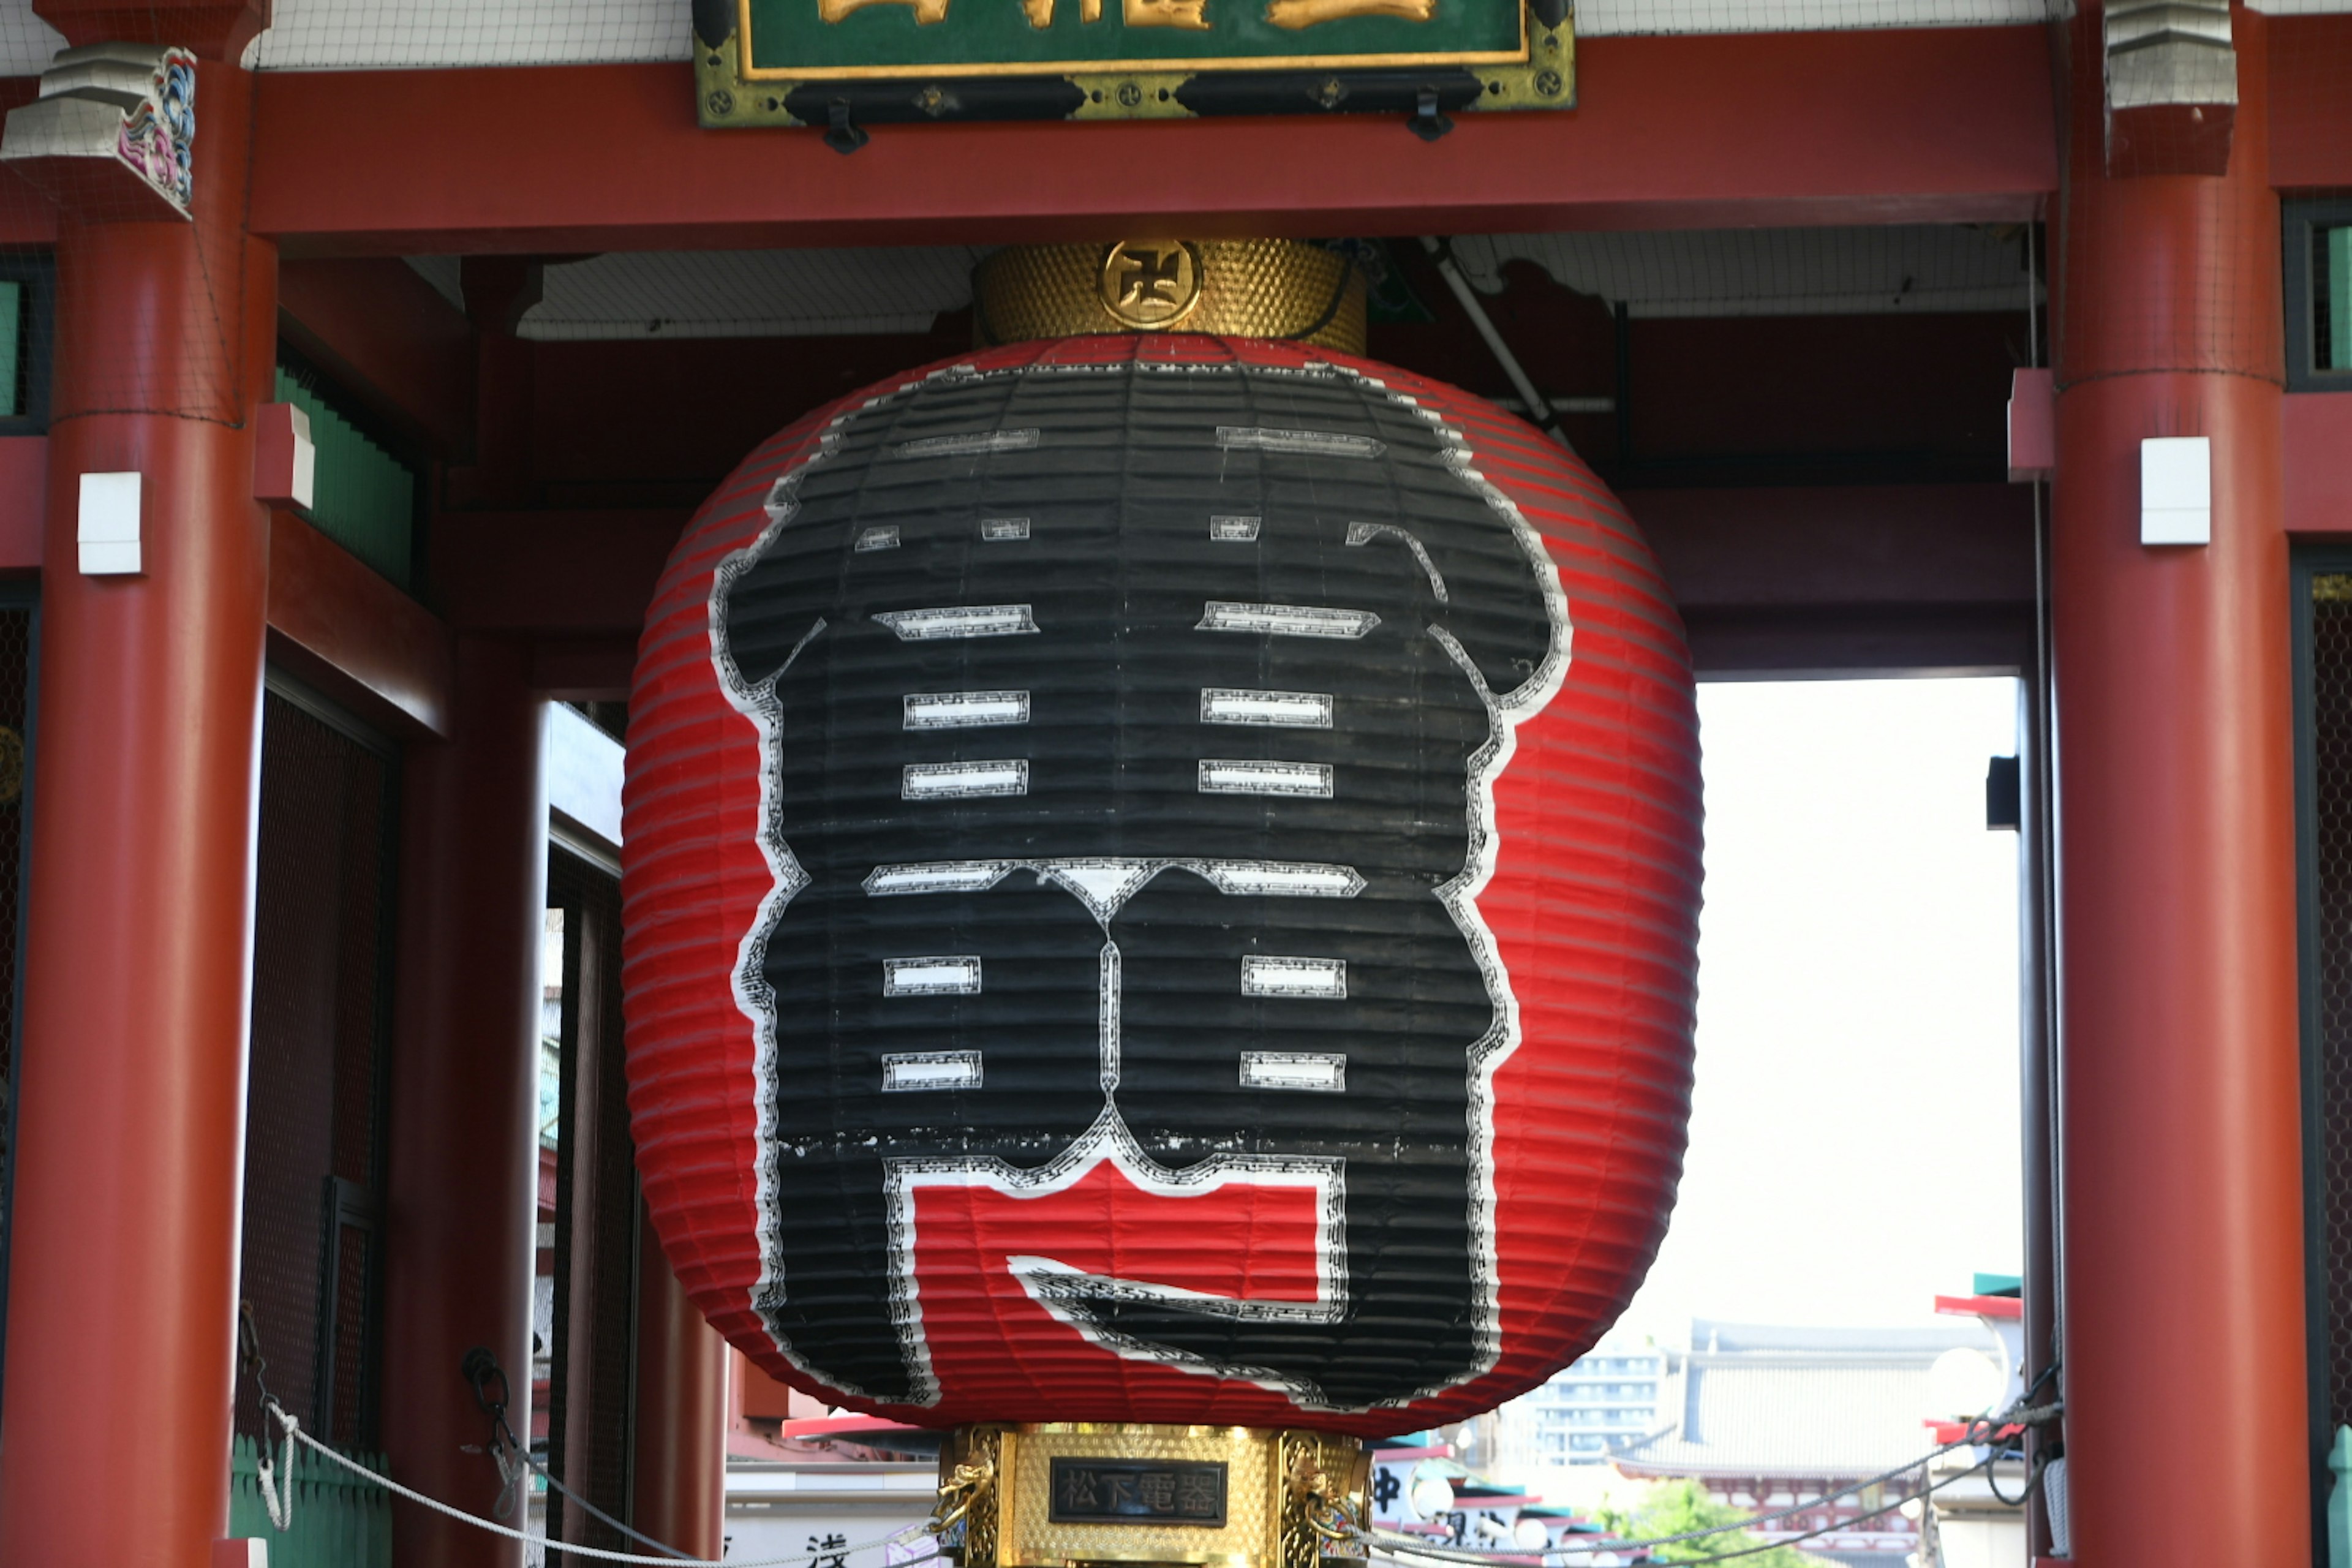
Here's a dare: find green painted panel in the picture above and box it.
[743,0,1521,77]
[2330,225,2351,372]
[0,282,21,420]
[229,1434,393,1568]
[274,367,417,592]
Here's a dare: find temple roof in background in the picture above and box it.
[1609,1318,1997,1480]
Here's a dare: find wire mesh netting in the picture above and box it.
[0,4,2331,442]
[515,248,992,342]
[2312,578,2352,1452]
[6,0,2350,70]
[0,15,244,425]
[1450,227,2044,317]
[0,0,2079,75]
[2320,226,2350,371]
[15,1,2352,71]
[238,687,397,1452]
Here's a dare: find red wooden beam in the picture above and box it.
[278,258,477,459]
[250,28,2057,255]
[1629,482,2036,676]
[2286,393,2352,538]
[0,437,45,571]
[266,508,453,737]
[2271,17,2352,190]
[1630,483,2035,611]
[1675,604,2032,677]
[530,636,639,701]
[434,507,688,635]
[15,475,464,729]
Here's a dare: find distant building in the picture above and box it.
[1605,1319,2000,1568]
[1519,1346,1670,1466]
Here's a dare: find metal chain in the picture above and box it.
[238,1304,300,1531]
[464,1346,696,1559]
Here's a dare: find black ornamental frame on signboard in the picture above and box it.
[688,0,1572,146]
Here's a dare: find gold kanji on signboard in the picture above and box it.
[816,0,1430,26]
[1265,0,1436,24]
[818,0,951,23]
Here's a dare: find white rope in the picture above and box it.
[254,1404,300,1531]
[254,1378,2052,1568]
[270,1409,940,1568]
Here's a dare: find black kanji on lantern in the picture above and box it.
[714,360,1567,1412]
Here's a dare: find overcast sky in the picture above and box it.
[1608,676,2026,1340]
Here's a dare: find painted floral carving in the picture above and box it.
[116,51,195,213]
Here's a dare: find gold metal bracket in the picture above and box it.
[1068,70,1199,119]
[1469,11,1572,110]
[695,31,807,127]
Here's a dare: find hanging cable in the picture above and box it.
[1419,236,1576,453]
[535,1449,695,1560]
[1369,1441,2015,1568]
[1366,1441,2003,1568]
[464,1346,696,1559]
[1357,1392,2059,1564]
[2024,214,2059,1328]
[2025,214,2068,1544]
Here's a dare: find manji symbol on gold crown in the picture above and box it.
[818,0,1435,30]
[1099,241,1204,330]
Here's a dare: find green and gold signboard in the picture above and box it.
[690,0,1569,137]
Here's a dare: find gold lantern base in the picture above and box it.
[935,1423,1371,1568]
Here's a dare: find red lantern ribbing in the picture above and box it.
[622,328,1700,1441]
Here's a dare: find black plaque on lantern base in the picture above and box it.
[1049,1458,1230,1527]
[937,1425,1369,1568]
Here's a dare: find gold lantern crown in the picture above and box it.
[974,239,1367,355]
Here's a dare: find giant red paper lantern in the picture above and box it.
[622,331,1700,1436]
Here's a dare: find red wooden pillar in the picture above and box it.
[2051,7,2305,1565]
[632,1216,728,1560]
[380,635,546,1568]
[0,39,277,1568]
